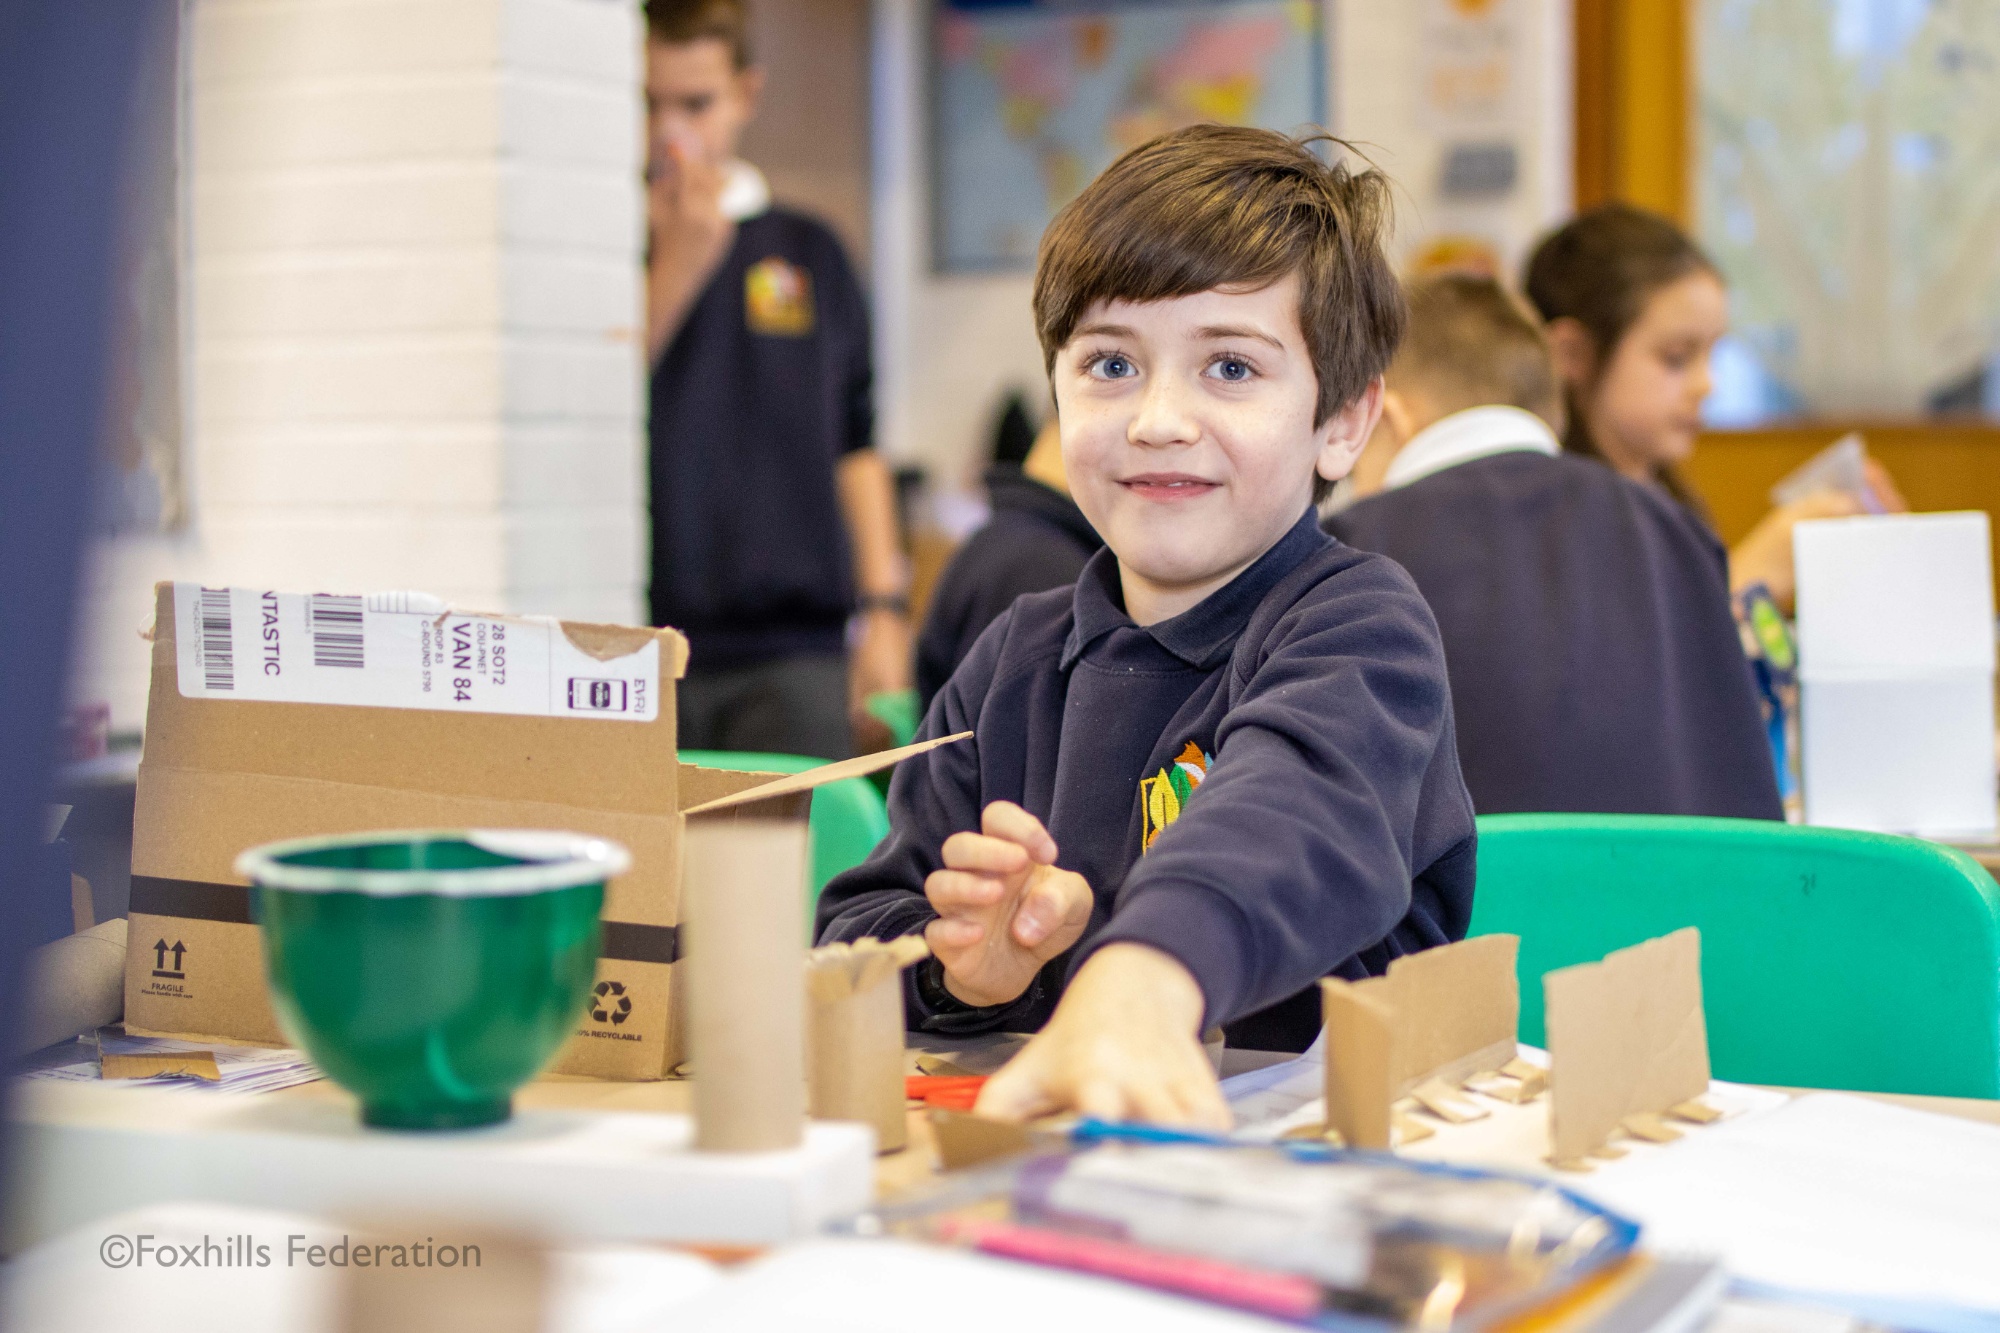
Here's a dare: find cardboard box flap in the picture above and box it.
[565,620,689,675]
[682,732,973,815]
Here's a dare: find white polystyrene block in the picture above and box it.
[7,1084,874,1253]
[1795,513,1996,678]
[1801,673,1998,839]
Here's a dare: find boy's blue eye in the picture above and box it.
[1213,358,1252,382]
[1093,355,1135,379]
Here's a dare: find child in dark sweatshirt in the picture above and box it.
[1325,273,1781,820]
[817,126,1475,1127]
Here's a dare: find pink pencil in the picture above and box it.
[936,1215,1323,1321]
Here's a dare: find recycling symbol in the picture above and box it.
[590,980,631,1025]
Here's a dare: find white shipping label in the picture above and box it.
[171,583,659,722]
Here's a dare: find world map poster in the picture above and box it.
[932,0,1324,270]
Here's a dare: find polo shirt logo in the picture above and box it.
[744,256,815,336]
[1140,741,1210,852]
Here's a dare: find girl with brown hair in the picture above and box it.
[1524,204,1902,609]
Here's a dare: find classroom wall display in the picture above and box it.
[1696,0,2000,424]
[930,0,1325,271]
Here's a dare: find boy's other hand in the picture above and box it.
[975,943,1231,1131]
[1730,489,1863,611]
[645,131,734,357]
[924,802,1091,1009]
[648,130,731,258]
[849,609,913,752]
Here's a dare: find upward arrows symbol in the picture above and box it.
[170,941,186,970]
[154,939,169,970]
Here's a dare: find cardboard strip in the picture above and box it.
[1668,1099,1724,1125]
[1390,1112,1436,1146]
[1410,1077,1489,1123]
[1620,1112,1683,1144]
[682,732,973,815]
[103,1051,220,1081]
[1499,1056,1548,1101]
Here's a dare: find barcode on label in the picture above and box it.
[309,594,365,669]
[199,588,235,691]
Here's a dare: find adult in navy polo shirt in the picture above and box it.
[644,1,909,760]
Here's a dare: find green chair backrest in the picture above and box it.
[677,750,891,909]
[1469,813,2000,1099]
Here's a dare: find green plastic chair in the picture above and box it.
[865,689,922,749]
[1469,813,2000,1099]
[678,750,890,909]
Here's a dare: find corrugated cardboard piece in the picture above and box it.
[1318,934,1520,1149]
[1544,927,1711,1166]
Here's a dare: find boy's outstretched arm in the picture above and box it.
[940,804,1231,1130]
[975,941,1232,1130]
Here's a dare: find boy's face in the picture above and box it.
[1054,275,1379,611]
[645,36,761,175]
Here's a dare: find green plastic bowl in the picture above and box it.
[236,829,628,1131]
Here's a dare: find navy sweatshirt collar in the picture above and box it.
[1062,508,1329,671]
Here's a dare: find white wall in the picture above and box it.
[866,0,1572,500]
[868,0,1047,494]
[1335,0,1571,276]
[76,0,648,732]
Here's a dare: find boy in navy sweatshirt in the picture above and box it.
[816,126,1476,1127]
[1325,274,1781,820]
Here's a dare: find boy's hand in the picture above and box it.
[976,943,1231,1131]
[924,802,1092,1009]
[1730,490,1861,610]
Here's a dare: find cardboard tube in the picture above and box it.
[807,943,915,1153]
[684,818,807,1151]
[17,919,127,1056]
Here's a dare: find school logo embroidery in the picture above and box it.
[744,256,815,336]
[1140,741,1210,852]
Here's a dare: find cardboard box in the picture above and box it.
[124,581,928,1081]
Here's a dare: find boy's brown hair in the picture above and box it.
[1033,125,1404,504]
[646,0,752,69]
[1392,273,1561,428]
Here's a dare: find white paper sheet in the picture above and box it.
[1577,1093,2000,1317]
